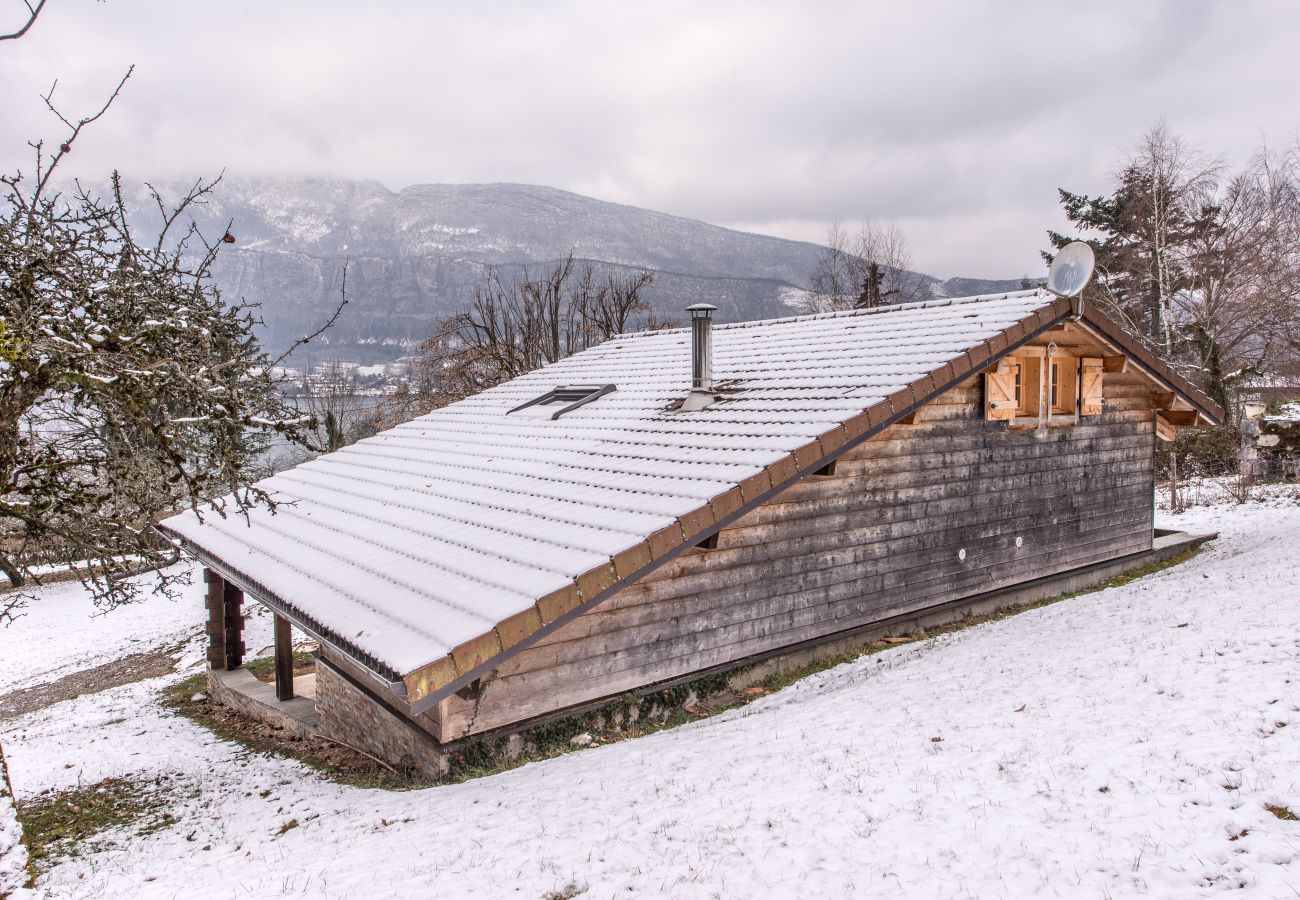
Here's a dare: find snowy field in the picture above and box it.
[1,496,1298,899]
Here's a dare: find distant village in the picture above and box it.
[274,357,414,399]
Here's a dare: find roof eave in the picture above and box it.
[159,523,409,700]
[1073,307,1226,426]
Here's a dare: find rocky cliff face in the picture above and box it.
[135,177,1020,361]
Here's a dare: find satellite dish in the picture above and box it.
[1046,241,1095,298]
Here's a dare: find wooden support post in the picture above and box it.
[222,581,245,670]
[203,569,227,670]
[1170,444,1179,513]
[274,613,294,702]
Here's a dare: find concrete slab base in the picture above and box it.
[207,667,320,740]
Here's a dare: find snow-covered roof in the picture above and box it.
[159,289,1214,705]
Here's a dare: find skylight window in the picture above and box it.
[508,384,616,420]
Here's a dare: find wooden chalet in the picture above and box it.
[160,289,1222,773]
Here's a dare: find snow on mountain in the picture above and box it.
[130,179,826,361]
[126,178,1023,363]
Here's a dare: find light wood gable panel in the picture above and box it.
[982,322,1112,424]
[437,364,1158,740]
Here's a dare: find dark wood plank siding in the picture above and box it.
[442,362,1158,739]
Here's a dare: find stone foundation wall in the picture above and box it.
[315,659,449,778]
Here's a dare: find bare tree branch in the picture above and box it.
[272,261,350,367]
[0,0,46,42]
[32,65,134,203]
[376,254,658,427]
[1,155,324,613]
[802,218,924,313]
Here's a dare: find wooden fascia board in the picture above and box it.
[402,298,1078,716]
[160,526,409,701]
[1075,310,1225,425]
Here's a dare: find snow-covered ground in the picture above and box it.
[0,564,277,695]
[1,496,1298,899]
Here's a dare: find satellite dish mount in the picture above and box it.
[1046,241,1096,318]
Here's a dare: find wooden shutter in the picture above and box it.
[1080,358,1104,416]
[984,360,1018,421]
[1051,357,1079,415]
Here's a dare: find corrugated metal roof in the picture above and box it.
[162,290,1064,688]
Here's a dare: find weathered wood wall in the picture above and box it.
[435,332,1160,740]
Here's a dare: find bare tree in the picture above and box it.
[572,262,661,346]
[0,24,349,620]
[804,220,856,312]
[1125,123,1225,356]
[1257,142,1300,376]
[0,160,331,615]
[376,253,658,426]
[1173,145,1300,410]
[305,358,374,453]
[803,218,924,313]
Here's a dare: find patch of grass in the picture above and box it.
[162,674,430,791]
[542,882,586,900]
[925,544,1208,634]
[17,776,179,871]
[1266,804,1298,821]
[434,673,737,786]
[243,651,316,684]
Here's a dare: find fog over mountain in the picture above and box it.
[140,178,1022,362]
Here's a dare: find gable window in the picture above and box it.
[508,384,616,420]
[1049,358,1080,416]
[986,350,1103,425]
[1015,357,1041,418]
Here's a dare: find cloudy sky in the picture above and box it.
[3,1,1298,278]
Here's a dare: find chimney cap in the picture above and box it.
[686,303,718,319]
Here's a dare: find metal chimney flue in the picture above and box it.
[681,303,718,412]
[689,303,716,391]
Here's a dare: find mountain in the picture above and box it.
[136,178,1022,362]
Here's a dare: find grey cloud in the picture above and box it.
[1,0,1296,278]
